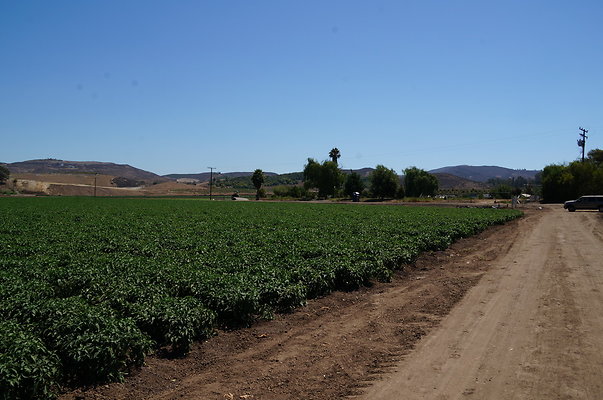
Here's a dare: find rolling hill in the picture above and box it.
[164,171,278,181]
[431,173,489,190]
[5,159,167,183]
[3,159,542,193]
[429,165,540,183]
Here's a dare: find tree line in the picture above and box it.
[300,149,438,200]
[541,149,603,203]
[249,149,439,200]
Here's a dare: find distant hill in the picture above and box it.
[164,171,278,182]
[429,165,540,183]
[432,173,489,190]
[342,167,375,177]
[5,159,167,183]
[167,168,376,183]
[5,160,541,191]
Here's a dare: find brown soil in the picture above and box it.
[10,173,254,197]
[359,205,603,399]
[14,173,117,186]
[60,205,603,400]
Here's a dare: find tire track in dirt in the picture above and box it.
[358,207,603,400]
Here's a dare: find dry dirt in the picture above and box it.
[8,173,255,197]
[9,174,210,197]
[13,173,117,187]
[61,205,603,400]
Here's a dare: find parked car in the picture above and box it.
[563,195,603,212]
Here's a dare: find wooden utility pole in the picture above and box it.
[208,167,215,200]
[93,173,97,197]
[578,127,588,162]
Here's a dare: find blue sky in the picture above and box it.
[1,1,602,175]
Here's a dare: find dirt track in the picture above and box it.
[63,205,603,400]
[360,206,603,400]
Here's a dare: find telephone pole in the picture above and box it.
[208,167,215,200]
[578,127,588,162]
[93,173,98,197]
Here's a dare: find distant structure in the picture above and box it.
[176,178,199,185]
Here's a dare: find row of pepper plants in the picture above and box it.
[0,197,521,398]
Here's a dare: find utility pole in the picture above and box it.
[578,127,588,162]
[208,167,215,200]
[93,173,97,197]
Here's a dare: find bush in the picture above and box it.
[272,185,307,199]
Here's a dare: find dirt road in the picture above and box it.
[63,206,603,400]
[360,206,603,400]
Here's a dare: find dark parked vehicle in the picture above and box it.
[563,195,603,212]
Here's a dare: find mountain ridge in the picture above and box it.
[4,159,541,187]
[4,159,167,183]
[428,165,540,183]
[164,171,278,181]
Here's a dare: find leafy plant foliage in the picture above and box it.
[0,198,520,397]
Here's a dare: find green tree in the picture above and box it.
[588,148,603,165]
[273,185,309,199]
[0,165,9,184]
[251,169,265,200]
[492,184,514,199]
[404,167,439,197]
[567,160,603,195]
[303,158,343,198]
[344,172,364,197]
[395,185,406,199]
[541,164,573,203]
[303,158,321,189]
[487,176,531,191]
[319,161,343,197]
[329,148,341,165]
[369,165,399,199]
[541,161,603,203]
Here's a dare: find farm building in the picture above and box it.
[176,178,200,185]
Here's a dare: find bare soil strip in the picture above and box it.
[359,206,603,400]
[62,205,601,400]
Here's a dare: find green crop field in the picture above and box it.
[0,197,520,399]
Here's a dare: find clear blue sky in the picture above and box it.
[2,1,602,175]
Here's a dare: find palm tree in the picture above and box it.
[329,148,341,165]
